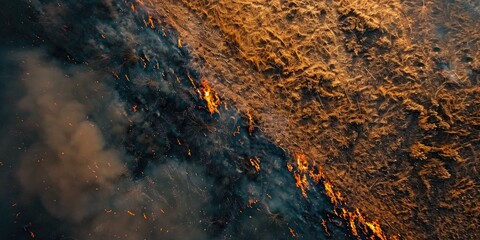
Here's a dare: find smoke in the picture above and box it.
[14,51,124,223]
[1,50,213,239]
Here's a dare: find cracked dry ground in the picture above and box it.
[151,0,479,239]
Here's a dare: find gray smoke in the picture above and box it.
[3,51,210,239]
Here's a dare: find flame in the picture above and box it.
[293,172,309,198]
[130,3,135,11]
[249,157,261,172]
[177,38,182,48]
[132,104,137,112]
[148,15,155,29]
[287,163,293,172]
[246,110,255,135]
[127,210,135,216]
[295,153,309,173]
[199,80,221,115]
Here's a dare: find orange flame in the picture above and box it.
[199,80,221,115]
[148,15,155,28]
[293,172,309,198]
[295,153,309,173]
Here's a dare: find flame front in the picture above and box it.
[199,80,221,115]
[289,153,388,240]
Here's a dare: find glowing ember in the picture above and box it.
[148,15,155,29]
[199,80,221,115]
[246,110,255,135]
[249,157,261,172]
[321,219,330,236]
[289,227,296,237]
[177,38,182,48]
[127,210,135,216]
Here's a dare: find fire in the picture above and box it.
[294,153,309,173]
[321,219,330,236]
[148,15,155,29]
[246,110,255,135]
[249,157,261,172]
[293,172,309,198]
[177,38,182,48]
[289,227,297,237]
[289,153,389,239]
[127,210,135,216]
[132,104,137,112]
[199,80,221,115]
[365,220,387,240]
[287,163,293,172]
[323,180,343,205]
[130,3,135,11]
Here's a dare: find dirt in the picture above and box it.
[148,0,480,239]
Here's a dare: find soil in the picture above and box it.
[149,0,480,239]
